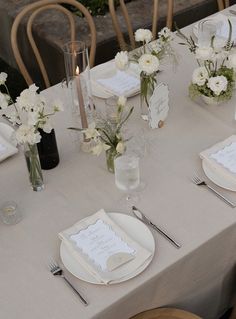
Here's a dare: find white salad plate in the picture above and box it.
[202,159,236,191]
[60,212,155,285]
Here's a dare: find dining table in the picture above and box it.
[1,5,236,319]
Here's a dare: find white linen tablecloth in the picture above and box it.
[0,6,236,319]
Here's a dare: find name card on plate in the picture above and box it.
[148,83,169,129]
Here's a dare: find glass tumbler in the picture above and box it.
[0,201,22,225]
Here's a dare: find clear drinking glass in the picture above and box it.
[114,155,140,203]
[0,201,22,225]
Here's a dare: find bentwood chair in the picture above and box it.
[130,308,202,319]
[217,0,230,10]
[108,0,174,50]
[11,0,96,88]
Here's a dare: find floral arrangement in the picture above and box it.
[176,21,235,103]
[69,96,133,172]
[114,27,175,117]
[0,72,63,145]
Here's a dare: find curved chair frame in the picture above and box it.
[130,307,202,319]
[109,0,173,50]
[217,0,230,10]
[11,0,96,88]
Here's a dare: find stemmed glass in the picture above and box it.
[114,155,140,205]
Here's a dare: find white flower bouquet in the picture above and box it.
[114,27,175,118]
[0,72,63,190]
[176,21,235,103]
[69,96,133,173]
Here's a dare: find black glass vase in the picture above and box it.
[37,129,59,170]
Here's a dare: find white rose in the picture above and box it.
[192,67,209,86]
[138,54,159,75]
[15,124,41,145]
[117,96,127,107]
[135,28,153,43]
[207,75,228,96]
[0,72,7,85]
[16,84,40,112]
[0,92,9,110]
[115,51,129,70]
[116,141,125,154]
[27,111,39,126]
[227,53,236,70]
[195,46,214,60]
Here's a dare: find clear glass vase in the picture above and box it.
[24,143,44,191]
[140,72,157,121]
[106,148,119,173]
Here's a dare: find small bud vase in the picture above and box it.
[140,71,157,121]
[106,148,119,173]
[24,143,44,191]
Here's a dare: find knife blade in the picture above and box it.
[132,206,181,249]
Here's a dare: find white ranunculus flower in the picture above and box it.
[115,51,129,70]
[227,53,236,70]
[192,67,209,86]
[116,141,125,154]
[117,96,127,107]
[0,72,7,85]
[135,28,153,43]
[207,75,228,96]
[195,46,214,60]
[27,111,39,126]
[0,92,9,110]
[138,54,160,75]
[158,27,174,41]
[91,142,110,156]
[15,124,41,145]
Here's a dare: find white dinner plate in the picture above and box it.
[202,159,236,191]
[90,60,140,99]
[60,212,155,285]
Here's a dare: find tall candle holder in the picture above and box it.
[63,41,93,150]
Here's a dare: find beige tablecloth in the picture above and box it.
[0,6,236,319]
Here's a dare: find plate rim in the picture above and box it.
[60,212,155,285]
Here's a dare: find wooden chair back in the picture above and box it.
[217,0,230,10]
[130,308,202,319]
[108,0,174,50]
[11,0,96,88]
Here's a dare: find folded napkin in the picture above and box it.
[59,209,152,284]
[0,133,18,162]
[96,71,140,97]
[200,135,236,183]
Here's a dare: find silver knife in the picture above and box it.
[132,206,181,249]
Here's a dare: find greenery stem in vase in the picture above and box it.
[114,27,175,121]
[68,96,133,173]
[24,142,44,191]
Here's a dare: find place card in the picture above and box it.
[148,83,169,129]
[210,142,236,174]
[70,219,135,272]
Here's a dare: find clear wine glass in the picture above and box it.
[114,155,140,205]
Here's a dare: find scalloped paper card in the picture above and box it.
[210,141,236,174]
[70,219,135,272]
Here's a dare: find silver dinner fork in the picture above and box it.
[191,174,236,208]
[49,260,88,306]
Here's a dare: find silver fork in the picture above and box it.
[49,260,88,306]
[192,174,236,208]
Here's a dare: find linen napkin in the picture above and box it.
[0,133,18,162]
[59,209,152,284]
[200,135,236,183]
[96,71,140,97]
